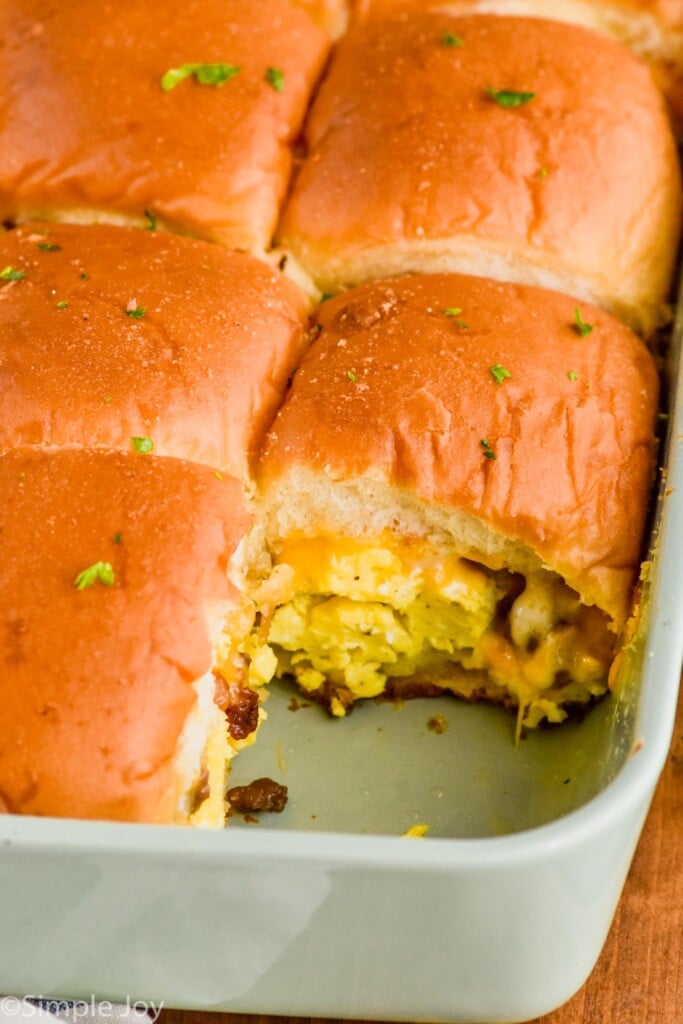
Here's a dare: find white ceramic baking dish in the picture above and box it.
[0,299,681,1022]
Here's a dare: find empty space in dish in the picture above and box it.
[227,679,638,838]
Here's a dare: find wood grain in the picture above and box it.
[161,684,683,1024]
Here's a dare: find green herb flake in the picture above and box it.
[320,292,334,303]
[80,272,89,280]
[573,307,594,337]
[56,300,69,310]
[266,66,285,92]
[161,63,240,92]
[442,32,463,48]
[37,242,62,252]
[103,395,113,404]
[444,307,469,329]
[131,436,154,454]
[144,209,157,231]
[490,364,511,385]
[74,560,115,590]
[347,370,357,383]
[113,533,123,545]
[0,266,25,281]
[538,166,549,179]
[486,87,535,108]
[480,438,497,461]
[125,304,146,319]
[567,370,578,381]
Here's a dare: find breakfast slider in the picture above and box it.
[257,274,659,730]
[0,222,309,484]
[0,448,276,825]
[278,12,681,335]
[0,0,328,251]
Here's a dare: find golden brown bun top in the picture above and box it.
[0,223,309,483]
[0,448,250,823]
[354,0,683,30]
[293,0,349,33]
[260,274,659,627]
[279,13,681,332]
[0,0,328,250]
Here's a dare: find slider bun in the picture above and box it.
[278,13,682,335]
[0,0,329,251]
[0,223,309,483]
[353,2,683,129]
[259,274,659,630]
[0,448,252,824]
[354,0,683,44]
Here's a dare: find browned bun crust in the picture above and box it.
[278,13,681,334]
[355,0,683,31]
[259,274,659,629]
[352,2,683,131]
[0,448,251,823]
[293,0,349,34]
[0,0,329,250]
[0,223,309,483]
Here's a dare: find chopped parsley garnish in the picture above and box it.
[125,304,146,319]
[567,370,578,381]
[37,242,61,252]
[74,561,115,590]
[80,272,89,280]
[131,436,154,454]
[103,395,113,403]
[347,370,357,383]
[56,300,69,310]
[266,66,285,92]
[573,307,593,337]
[0,266,25,281]
[486,87,535,108]
[444,307,469,328]
[113,533,123,545]
[538,166,549,179]
[480,438,497,461]
[144,209,157,231]
[442,32,463,48]
[490,364,511,385]
[320,292,334,303]
[161,63,240,92]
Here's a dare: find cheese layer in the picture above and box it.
[265,536,614,728]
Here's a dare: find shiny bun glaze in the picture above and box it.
[0,0,329,250]
[0,222,309,483]
[0,448,251,822]
[259,273,659,630]
[278,12,681,334]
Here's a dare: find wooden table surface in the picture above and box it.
[162,684,683,1024]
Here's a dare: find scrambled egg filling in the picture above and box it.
[264,536,615,728]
